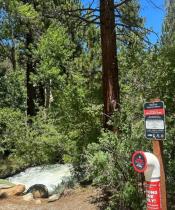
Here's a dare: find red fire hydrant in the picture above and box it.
[132,151,162,210]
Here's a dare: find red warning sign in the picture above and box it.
[132,151,147,173]
[144,108,165,116]
[145,181,162,210]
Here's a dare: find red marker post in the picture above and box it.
[144,100,167,210]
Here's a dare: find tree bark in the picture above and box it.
[45,83,51,109]
[11,45,16,71]
[38,84,45,107]
[26,27,36,116]
[100,0,120,130]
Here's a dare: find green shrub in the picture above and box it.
[85,129,145,210]
[0,108,64,169]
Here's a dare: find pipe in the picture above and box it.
[132,151,162,210]
[143,152,160,182]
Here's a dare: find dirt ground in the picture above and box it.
[0,186,102,210]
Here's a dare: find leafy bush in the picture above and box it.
[0,108,64,169]
[85,129,145,210]
[0,69,26,110]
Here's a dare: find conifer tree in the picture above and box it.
[163,0,175,45]
[46,0,144,129]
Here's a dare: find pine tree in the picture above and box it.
[45,0,144,129]
[163,0,175,45]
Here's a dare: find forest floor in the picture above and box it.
[0,186,103,210]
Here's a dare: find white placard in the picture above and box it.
[146,120,164,130]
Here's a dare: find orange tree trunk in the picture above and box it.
[100,0,120,129]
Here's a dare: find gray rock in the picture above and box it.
[48,193,61,202]
[26,184,49,198]
[23,193,34,201]
[52,178,74,195]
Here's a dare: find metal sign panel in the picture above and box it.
[144,101,165,140]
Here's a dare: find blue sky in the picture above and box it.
[82,0,165,44]
[140,0,165,43]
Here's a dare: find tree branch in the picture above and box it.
[114,0,132,8]
[116,22,159,38]
[146,0,164,11]
[62,7,100,13]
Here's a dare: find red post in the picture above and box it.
[150,99,167,210]
[152,140,167,210]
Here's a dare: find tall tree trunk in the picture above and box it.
[100,0,120,130]
[26,27,36,116]
[45,80,53,108]
[11,45,16,71]
[38,83,45,107]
